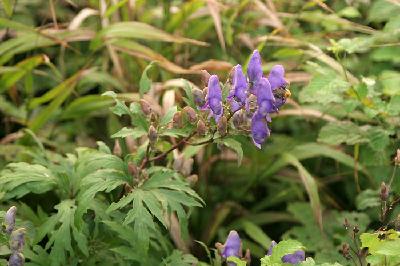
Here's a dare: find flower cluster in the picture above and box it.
[217,232,305,265]
[2,206,25,266]
[196,50,289,149]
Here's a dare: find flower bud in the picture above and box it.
[4,206,17,234]
[186,174,198,186]
[200,70,211,86]
[148,125,158,145]
[113,140,122,157]
[232,110,246,129]
[128,162,138,177]
[196,120,206,136]
[217,116,227,136]
[183,106,197,123]
[8,253,24,266]
[139,99,151,115]
[244,249,251,264]
[395,149,400,165]
[192,88,205,107]
[341,243,351,260]
[10,228,25,253]
[380,182,390,201]
[172,111,183,128]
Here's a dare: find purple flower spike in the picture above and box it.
[251,112,270,149]
[267,65,287,90]
[248,50,263,86]
[204,75,223,122]
[281,250,305,265]
[255,78,275,115]
[222,230,242,260]
[267,240,277,256]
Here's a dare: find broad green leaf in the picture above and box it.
[299,73,349,104]
[0,163,57,199]
[318,122,368,145]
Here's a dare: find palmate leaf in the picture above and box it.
[0,162,57,199]
[107,169,203,256]
[162,250,198,266]
[34,200,88,266]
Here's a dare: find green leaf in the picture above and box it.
[1,0,13,17]
[139,62,155,96]
[241,220,271,249]
[160,106,178,127]
[282,154,322,228]
[227,256,247,266]
[0,55,47,93]
[111,127,147,139]
[318,122,368,145]
[380,70,400,95]
[0,162,57,199]
[299,73,349,104]
[218,138,243,165]
[162,250,198,266]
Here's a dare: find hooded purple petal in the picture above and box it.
[205,75,223,121]
[281,250,305,265]
[267,240,277,256]
[5,206,17,234]
[255,78,276,115]
[248,50,263,85]
[232,65,248,104]
[268,65,287,90]
[222,230,242,259]
[251,112,270,149]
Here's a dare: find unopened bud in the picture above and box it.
[343,218,350,230]
[8,252,24,266]
[196,120,206,136]
[113,140,122,157]
[244,249,251,264]
[217,116,227,136]
[380,182,390,201]
[173,111,183,128]
[192,88,205,107]
[183,106,197,123]
[395,149,400,165]
[4,206,17,234]
[139,99,152,115]
[128,162,138,177]
[148,125,158,144]
[186,174,198,186]
[202,87,208,99]
[232,110,246,129]
[353,226,359,234]
[200,70,211,86]
[10,228,25,253]
[395,214,400,230]
[341,243,351,260]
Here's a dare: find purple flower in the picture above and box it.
[4,206,17,234]
[267,240,277,256]
[268,65,287,90]
[221,230,242,260]
[8,253,24,266]
[247,50,263,87]
[228,65,248,112]
[254,77,275,115]
[203,75,223,122]
[268,65,288,109]
[281,250,305,264]
[251,112,270,149]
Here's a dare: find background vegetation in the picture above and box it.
[1,0,400,265]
